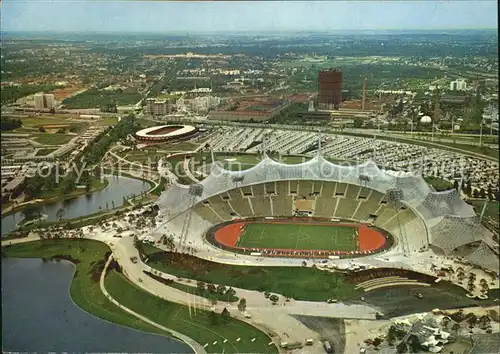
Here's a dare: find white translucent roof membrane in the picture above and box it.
[430,216,489,254]
[156,156,495,257]
[465,241,500,273]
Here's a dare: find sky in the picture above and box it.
[1,1,498,33]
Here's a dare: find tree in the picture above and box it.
[22,205,41,221]
[453,180,459,190]
[226,287,236,301]
[238,298,247,312]
[221,307,230,324]
[161,234,175,251]
[269,294,279,304]
[197,281,206,292]
[210,298,218,306]
[207,283,216,293]
[216,284,226,295]
[208,311,219,326]
[467,314,477,328]
[56,208,65,221]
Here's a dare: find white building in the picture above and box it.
[44,94,55,109]
[177,95,220,113]
[33,92,55,110]
[34,93,45,109]
[449,79,467,91]
[145,98,170,116]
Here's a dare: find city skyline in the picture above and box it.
[1,1,498,34]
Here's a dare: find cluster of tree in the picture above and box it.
[0,117,22,131]
[100,102,118,113]
[196,281,237,303]
[62,88,141,109]
[268,102,308,125]
[208,307,231,326]
[84,115,139,164]
[24,165,98,201]
[0,84,58,104]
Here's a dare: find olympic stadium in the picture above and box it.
[135,124,198,142]
[153,155,499,274]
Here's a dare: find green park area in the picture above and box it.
[106,271,274,353]
[96,116,120,127]
[33,133,75,145]
[143,247,362,301]
[237,222,358,251]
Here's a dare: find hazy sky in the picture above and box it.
[1,1,498,33]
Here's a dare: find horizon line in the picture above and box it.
[1,28,497,35]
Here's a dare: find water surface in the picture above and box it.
[1,258,192,353]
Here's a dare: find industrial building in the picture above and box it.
[318,69,342,110]
[34,93,56,110]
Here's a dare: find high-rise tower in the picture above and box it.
[318,69,342,110]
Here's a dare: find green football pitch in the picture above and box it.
[236,222,358,251]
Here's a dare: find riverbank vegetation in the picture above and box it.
[2,240,169,337]
[2,239,277,353]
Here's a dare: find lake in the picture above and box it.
[1,257,192,353]
[2,175,151,236]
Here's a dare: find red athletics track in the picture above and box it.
[213,219,387,257]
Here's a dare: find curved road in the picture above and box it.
[100,254,207,354]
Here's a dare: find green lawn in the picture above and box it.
[106,270,277,354]
[424,176,454,192]
[153,141,199,152]
[238,222,358,251]
[96,116,119,127]
[2,240,169,337]
[33,133,75,145]
[468,199,499,220]
[150,177,167,196]
[144,250,362,301]
[20,116,70,127]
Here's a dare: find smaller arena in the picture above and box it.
[208,218,393,258]
[135,124,198,142]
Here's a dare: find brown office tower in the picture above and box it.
[318,69,342,110]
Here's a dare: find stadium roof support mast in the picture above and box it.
[386,187,411,256]
[179,184,204,252]
[317,130,322,156]
[479,199,489,223]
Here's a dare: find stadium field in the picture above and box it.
[236,222,358,251]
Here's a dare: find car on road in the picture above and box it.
[323,340,333,353]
